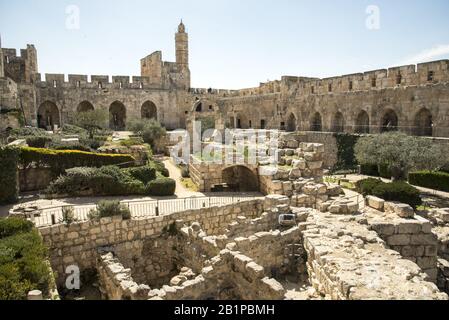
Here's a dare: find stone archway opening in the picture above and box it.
[355,110,370,134]
[37,101,60,130]
[414,108,433,137]
[332,112,345,133]
[310,112,322,132]
[109,101,127,131]
[221,166,259,192]
[381,109,398,133]
[287,113,297,132]
[141,101,157,120]
[77,101,94,113]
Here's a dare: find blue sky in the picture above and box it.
[1,0,449,89]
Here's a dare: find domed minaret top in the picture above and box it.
[178,20,186,33]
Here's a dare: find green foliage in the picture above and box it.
[61,124,89,138]
[356,178,422,209]
[123,165,156,184]
[355,132,445,180]
[120,138,144,147]
[0,218,33,239]
[333,133,359,171]
[9,127,49,139]
[198,117,215,134]
[26,136,52,148]
[74,110,109,138]
[355,178,383,196]
[20,147,135,175]
[360,164,379,176]
[150,160,169,177]
[146,177,176,196]
[378,164,393,179]
[88,200,131,221]
[127,119,166,152]
[409,171,449,192]
[0,218,51,300]
[46,166,146,197]
[60,207,77,225]
[372,181,422,209]
[0,147,19,204]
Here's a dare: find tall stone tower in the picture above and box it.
[0,35,4,78]
[175,20,190,89]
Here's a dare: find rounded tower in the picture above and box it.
[175,20,189,68]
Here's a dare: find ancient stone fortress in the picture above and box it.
[34,136,449,300]
[1,22,449,137]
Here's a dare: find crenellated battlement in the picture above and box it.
[34,73,165,90]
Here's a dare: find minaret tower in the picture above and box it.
[175,20,190,89]
[0,35,4,78]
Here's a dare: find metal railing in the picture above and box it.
[29,193,263,228]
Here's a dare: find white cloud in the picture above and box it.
[399,44,449,65]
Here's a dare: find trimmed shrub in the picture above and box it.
[0,147,19,204]
[124,165,156,184]
[360,164,379,176]
[20,147,135,175]
[409,171,449,192]
[0,218,33,239]
[378,164,392,179]
[150,160,169,177]
[45,166,146,197]
[25,136,52,148]
[88,200,131,220]
[0,218,51,300]
[372,181,422,209]
[355,178,383,196]
[146,177,176,196]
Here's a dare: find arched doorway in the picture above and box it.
[286,113,297,132]
[332,112,345,133]
[310,112,322,132]
[236,114,249,129]
[37,101,60,130]
[141,101,157,120]
[221,166,259,192]
[109,101,126,131]
[380,109,398,133]
[355,110,370,134]
[77,101,94,113]
[414,108,433,136]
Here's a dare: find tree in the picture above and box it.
[127,119,167,153]
[74,110,108,138]
[354,132,445,181]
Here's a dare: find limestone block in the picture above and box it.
[307,161,323,170]
[410,234,437,246]
[385,202,415,218]
[27,290,43,300]
[285,149,295,156]
[370,222,395,236]
[387,234,411,246]
[292,159,306,170]
[289,168,302,179]
[366,196,385,211]
[245,262,265,279]
[397,221,422,234]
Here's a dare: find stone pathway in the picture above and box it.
[162,158,204,198]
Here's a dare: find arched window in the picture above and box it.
[380,109,399,133]
[77,101,94,113]
[355,110,370,134]
[141,101,157,120]
[310,112,322,132]
[414,108,433,137]
[332,112,345,133]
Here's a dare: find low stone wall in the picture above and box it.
[302,210,446,300]
[39,200,263,285]
[296,132,338,169]
[364,200,438,281]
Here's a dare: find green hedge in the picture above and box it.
[46,166,146,197]
[333,133,359,171]
[20,147,135,175]
[360,164,379,177]
[146,177,176,196]
[0,218,52,300]
[150,160,169,177]
[123,165,156,184]
[0,147,19,204]
[356,178,422,209]
[409,171,449,192]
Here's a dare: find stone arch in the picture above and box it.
[37,101,60,130]
[355,110,370,134]
[221,166,259,192]
[77,101,94,113]
[236,113,249,129]
[109,101,127,131]
[332,112,345,133]
[310,112,322,132]
[414,108,433,137]
[286,113,297,132]
[141,101,157,120]
[380,109,398,133]
[194,101,203,113]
